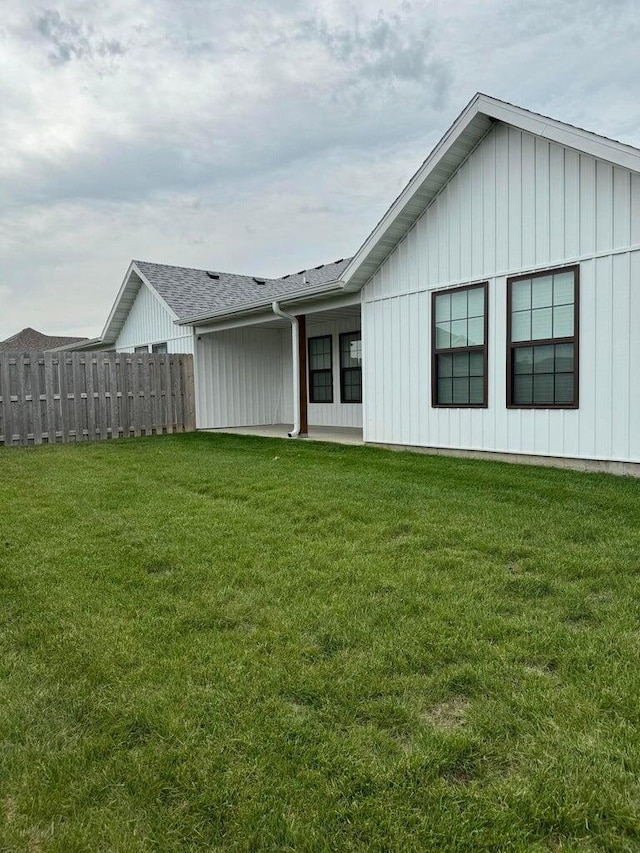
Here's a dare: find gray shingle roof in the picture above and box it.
[134,257,352,320]
[0,328,88,352]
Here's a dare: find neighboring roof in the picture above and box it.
[0,327,88,352]
[342,92,640,291]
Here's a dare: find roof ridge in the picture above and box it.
[134,259,276,281]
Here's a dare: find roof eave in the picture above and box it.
[175,280,346,326]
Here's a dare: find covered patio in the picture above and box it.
[192,295,362,437]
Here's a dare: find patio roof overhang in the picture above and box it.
[180,286,360,335]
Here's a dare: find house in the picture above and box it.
[89,93,640,474]
[0,327,89,352]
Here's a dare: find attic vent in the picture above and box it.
[297,269,306,275]
[281,274,291,279]
[334,258,344,264]
[314,264,324,270]
[206,272,220,280]
[253,278,265,285]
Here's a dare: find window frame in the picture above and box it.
[134,345,149,353]
[431,281,489,409]
[339,330,362,404]
[308,334,334,404]
[152,342,168,354]
[506,264,580,410]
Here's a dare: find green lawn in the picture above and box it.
[1,434,640,852]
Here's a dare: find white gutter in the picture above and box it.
[272,300,301,438]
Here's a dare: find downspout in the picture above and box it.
[272,300,301,438]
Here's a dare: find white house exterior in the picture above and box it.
[357,117,640,466]
[85,94,640,473]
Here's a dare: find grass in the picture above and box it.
[1,432,640,852]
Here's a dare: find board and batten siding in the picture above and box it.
[196,328,286,429]
[198,314,362,430]
[362,121,640,463]
[115,282,194,354]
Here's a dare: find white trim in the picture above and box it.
[187,290,361,334]
[100,261,180,345]
[362,245,640,305]
[100,260,137,342]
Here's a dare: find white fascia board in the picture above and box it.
[478,95,640,173]
[100,260,139,343]
[193,291,361,335]
[175,282,347,327]
[196,311,282,335]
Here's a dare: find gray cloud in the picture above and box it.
[1,0,640,339]
[33,8,125,66]
[301,10,450,96]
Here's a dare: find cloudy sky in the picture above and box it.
[1,0,639,339]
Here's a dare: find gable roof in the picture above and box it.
[93,93,640,341]
[0,327,88,352]
[99,257,352,343]
[341,93,640,291]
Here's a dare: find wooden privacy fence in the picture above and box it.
[0,351,196,447]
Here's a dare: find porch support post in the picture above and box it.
[272,300,305,438]
[296,314,308,436]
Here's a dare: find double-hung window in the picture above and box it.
[308,335,333,403]
[432,282,488,407]
[507,266,579,408]
[339,332,362,403]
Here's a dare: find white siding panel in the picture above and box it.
[360,115,640,463]
[521,131,536,269]
[495,124,510,273]
[632,174,640,246]
[535,138,551,265]
[549,143,565,260]
[508,126,523,271]
[611,253,631,460]
[629,251,640,460]
[564,148,581,259]
[196,328,285,429]
[115,284,194,354]
[580,155,597,256]
[613,167,631,249]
